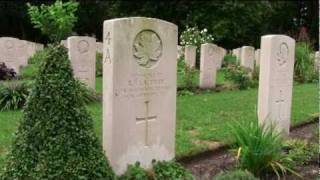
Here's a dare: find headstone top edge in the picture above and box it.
[103,17,178,30]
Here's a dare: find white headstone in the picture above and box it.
[234,48,241,64]
[257,35,295,135]
[0,37,28,73]
[60,40,67,48]
[103,17,177,175]
[200,43,217,89]
[255,49,261,66]
[184,45,196,68]
[67,36,96,89]
[216,46,225,69]
[240,46,255,70]
[96,42,103,53]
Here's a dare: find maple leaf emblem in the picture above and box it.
[133,30,162,68]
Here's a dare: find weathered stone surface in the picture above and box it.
[255,49,261,66]
[103,17,177,175]
[199,43,217,89]
[67,36,96,89]
[184,45,196,68]
[257,35,295,136]
[0,37,29,73]
[240,46,255,70]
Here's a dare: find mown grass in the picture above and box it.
[0,81,317,171]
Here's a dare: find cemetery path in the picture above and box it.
[179,118,318,180]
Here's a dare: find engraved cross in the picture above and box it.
[136,100,157,146]
[275,90,285,120]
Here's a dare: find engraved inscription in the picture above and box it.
[104,31,112,64]
[77,40,89,53]
[133,30,162,68]
[208,47,214,57]
[276,43,288,68]
[136,100,157,146]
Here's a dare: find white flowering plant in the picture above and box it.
[180,26,214,48]
[179,26,215,66]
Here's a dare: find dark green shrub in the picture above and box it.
[77,81,100,103]
[0,81,30,111]
[224,65,254,90]
[177,59,198,90]
[0,45,115,179]
[294,42,317,83]
[120,162,149,180]
[229,121,299,179]
[152,160,194,180]
[214,169,258,180]
[20,64,38,79]
[27,0,79,42]
[96,52,103,77]
[20,49,48,80]
[0,63,16,80]
[222,54,237,68]
[283,139,318,168]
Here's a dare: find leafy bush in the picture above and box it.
[152,160,194,180]
[177,59,198,90]
[20,64,38,79]
[214,169,258,180]
[229,121,299,179]
[294,42,317,83]
[96,52,103,77]
[222,54,237,68]
[0,81,30,111]
[283,139,318,168]
[77,81,100,103]
[27,0,79,42]
[0,63,16,80]
[0,45,115,179]
[120,162,149,180]
[224,65,255,90]
[20,41,48,80]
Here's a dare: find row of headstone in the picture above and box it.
[99,17,298,175]
[0,37,43,73]
[314,51,319,70]
[232,46,260,69]
[183,44,226,69]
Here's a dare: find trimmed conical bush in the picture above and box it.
[1,45,115,179]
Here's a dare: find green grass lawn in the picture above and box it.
[0,82,317,170]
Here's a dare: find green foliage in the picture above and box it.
[27,0,79,42]
[214,169,258,180]
[20,64,38,80]
[224,65,255,90]
[283,139,318,168]
[120,162,149,180]
[20,49,48,79]
[229,121,299,179]
[96,52,103,77]
[0,45,115,179]
[0,81,30,111]
[77,81,100,104]
[294,42,317,83]
[222,54,237,68]
[177,59,198,90]
[152,160,194,180]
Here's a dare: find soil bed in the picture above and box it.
[179,119,318,180]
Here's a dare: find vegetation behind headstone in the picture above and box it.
[0,45,115,179]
